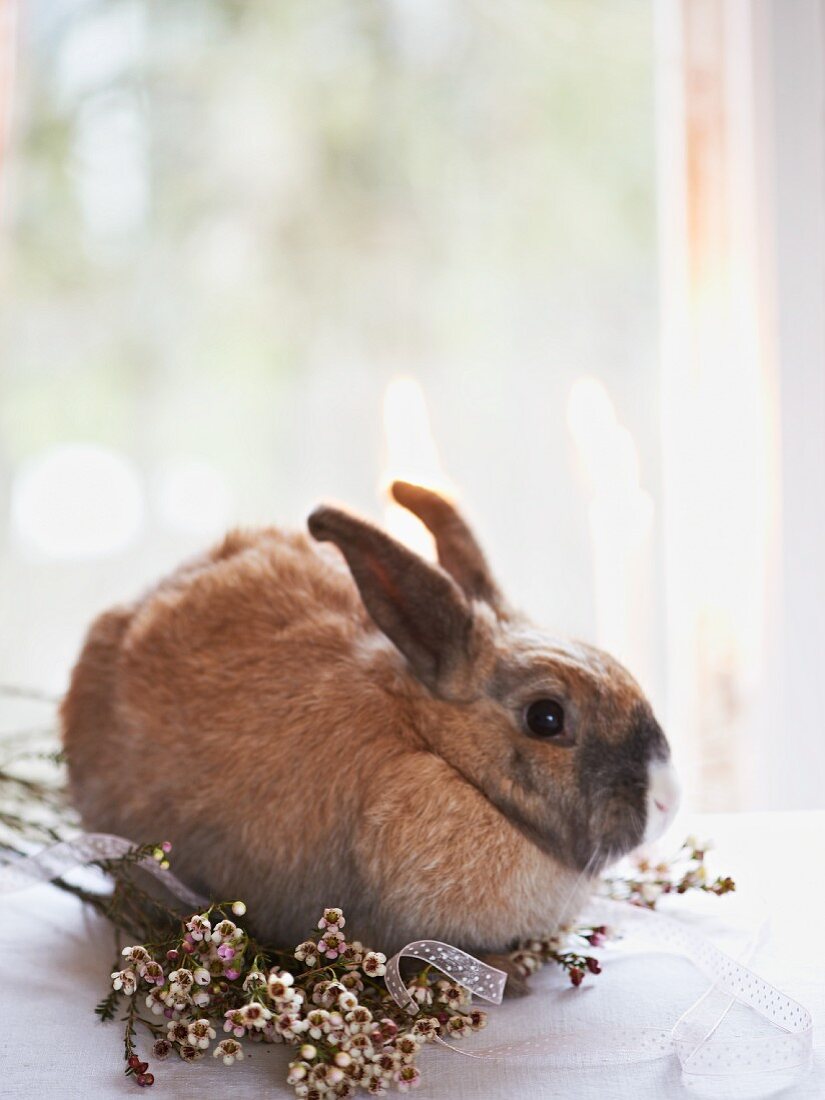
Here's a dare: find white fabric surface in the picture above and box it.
[1,811,823,1099]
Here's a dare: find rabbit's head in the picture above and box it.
[309,482,679,876]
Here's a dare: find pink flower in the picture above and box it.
[317,930,346,960]
[318,907,345,931]
[395,1065,421,1092]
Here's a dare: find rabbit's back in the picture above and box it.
[62,525,408,931]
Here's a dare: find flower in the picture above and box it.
[406,978,432,1006]
[121,945,150,966]
[168,969,194,995]
[395,1033,420,1060]
[341,971,364,993]
[231,900,247,916]
[344,1006,373,1034]
[274,1011,308,1041]
[318,907,345,930]
[211,919,242,946]
[446,1015,469,1038]
[362,951,387,978]
[111,969,137,995]
[509,950,542,977]
[185,914,212,942]
[287,1060,310,1084]
[268,969,302,1009]
[395,1065,422,1092]
[240,1003,272,1030]
[411,1017,439,1041]
[294,940,319,967]
[243,969,266,992]
[640,881,663,904]
[213,1038,244,1065]
[187,1018,216,1050]
[151,1039,172,1060]
[434,980,466,1008]
[178,1044,204,1063]
[141,961,165,986]
[340,941,364,968]
[223,1009,246,1038]
[166,1021,189,1043]
[337,990,359,1012]
[145,989,165,1015]
[317,929,346,961]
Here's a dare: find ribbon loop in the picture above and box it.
[384,940,507,1014]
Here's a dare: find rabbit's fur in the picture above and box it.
[62,482,676,956]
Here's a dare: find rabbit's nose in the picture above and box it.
[643,760,681,843]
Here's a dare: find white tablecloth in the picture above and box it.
[2,811,823,1099]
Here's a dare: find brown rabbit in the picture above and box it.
[62,482,679,962]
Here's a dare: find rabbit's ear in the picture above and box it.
[308,504,482,698]
[389,481,505,613]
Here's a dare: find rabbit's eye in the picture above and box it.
[525,698,565,738]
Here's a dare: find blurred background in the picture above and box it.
[0,0,822,814]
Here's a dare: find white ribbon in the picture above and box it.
[385,898,813,1077]
[0,833,208,909]
[1,836,813,1078]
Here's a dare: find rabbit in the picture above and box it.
[61,481,679,970]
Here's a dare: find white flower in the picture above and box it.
[187,1018,216,1050]
[305,1009,330,1040]
[274,1011,308,1041]
[337,990,359,1012]
[111,969,137,995]
[121,945,150,966]
[213,1038,244,1065]
[239,1003,272,1030]
[211,919,241,946]
[406,981,432,1006]
[362,951,387,978]
[166,1021,189,1043]
[267,968,297,1004]
[243,969,266,992]
[344,1006,373,1034]
[168,969,194,995]
[435,980,469,1008]
[287,1061,310,1084]
[192,989,211,1008]
[231,901,247,917]
[178,1044,204,1063]
[411,1018,439,1041]
[185,914,212,942]
[641,882,663,904]
[395,1033,420,1060]
[294,940,319,966]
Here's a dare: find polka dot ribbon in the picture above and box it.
[0,832,208,909]
[385,899,813,1076]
